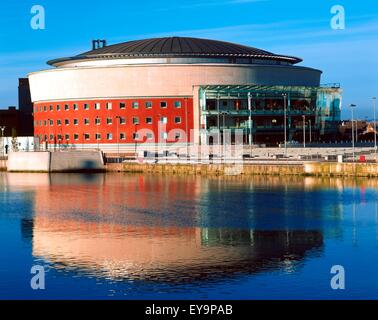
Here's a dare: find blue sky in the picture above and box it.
[0,0,377,119]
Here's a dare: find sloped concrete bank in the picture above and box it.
[109,162,378,178]
[7,151,104,172]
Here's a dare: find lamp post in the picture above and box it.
[283,93,287,156]
[115,116,121,158]
[96,116,100,150]
[302,115,306,148]
[0,126,5,157]
[350,104,357,162]
[373,97,377,161]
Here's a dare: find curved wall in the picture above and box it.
[28,64,322,103]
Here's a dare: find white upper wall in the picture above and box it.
[28,64,322,103]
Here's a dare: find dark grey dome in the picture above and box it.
[48,37,302,66]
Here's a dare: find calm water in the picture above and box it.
[0,172,377,300]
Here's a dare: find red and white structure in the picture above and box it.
[29,37,327,153]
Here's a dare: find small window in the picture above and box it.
[95,133,101,140]
[145,101,152,109]
[44,106,47,112]
[175,132,181,139]
[133,132,139,140]
[146,132,153,140]
[160,116,168,124]
[174,101,181,108]
[132,101,139,109]
[49,105,53,111]
[160,101,167,108]
[174,116,181,124]
[64,104,69,111]
[73,104,78,110]
[107,133,113,140]
[74,134,79,140]
[84,103,89,110]
[120,133,126,140]
[65,119,69,125]
[106,102,112,110]
[57,134,62,141]
[95,118,101,125]
[57,105,61,111]
[106,118,112,125]
[74,119,79,125]
[145,117,152,124]
[95,103,101,110]
[133,117,139,125]
[84,118,90,125]
[84,133,90,140]
[119,102,126,109]
[65,134,70,140]
[49,119,54,125]
[49,134,54,140]
[57,119,62,126]
[119,117,126,124]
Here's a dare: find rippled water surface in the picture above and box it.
[0,173,377,299]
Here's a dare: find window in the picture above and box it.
[95,133,101,140]
[146,132,153,140]
[160,101,167,108]
[65,119,69,125]
[64,104,69,111]
[57,105,61,111]
[65,134,70,140]
[106,102,112,110]
[84,118,90,125]
[49,105,53,111]
[160,116,168,124]
[174,116,181,124]
[44,120,47,126]
[145,101,152,109]
[119,102,126,109]
[145,117,152,124]
[106,118,112,125]
[74,134,79,140]
[57,134,62,141]
[84,103,89,110]
[84,133,90,140]
[175,132,181,139]
[133,132,139,140]
[57,119,62,126]
[107,133,113,140]
[34,106,38,113]
[120,133,126,140]
[50,134,54,140]
[95,118,101,125]
[49,119,54,125]
[73,104,78,110]
[95,103,101,110]
[119,117,126,124]
[132,101,139,109]
[39,120,42,126]
[133,117,139,125]
[74,119,79,125]
[174,101,181,108]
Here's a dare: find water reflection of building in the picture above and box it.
[9,173,327,282]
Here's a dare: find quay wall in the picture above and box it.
[108,162,378,178]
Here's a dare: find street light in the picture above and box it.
[282,93,287,156]
[350,104,357,162]
[0,126,5,157]
[115,116,121,158]
[302,115,306,148]
[373,97,377,161]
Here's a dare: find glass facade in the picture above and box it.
[199,85,342,145]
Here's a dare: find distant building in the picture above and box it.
[0,79,34,138]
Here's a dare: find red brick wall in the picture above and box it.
[33,97,194,144]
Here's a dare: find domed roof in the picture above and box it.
[48,37,302,66]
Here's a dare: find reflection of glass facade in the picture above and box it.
[199,85,342,145]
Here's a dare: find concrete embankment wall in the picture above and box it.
[7,151,104,172]
[110,162,378,178]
